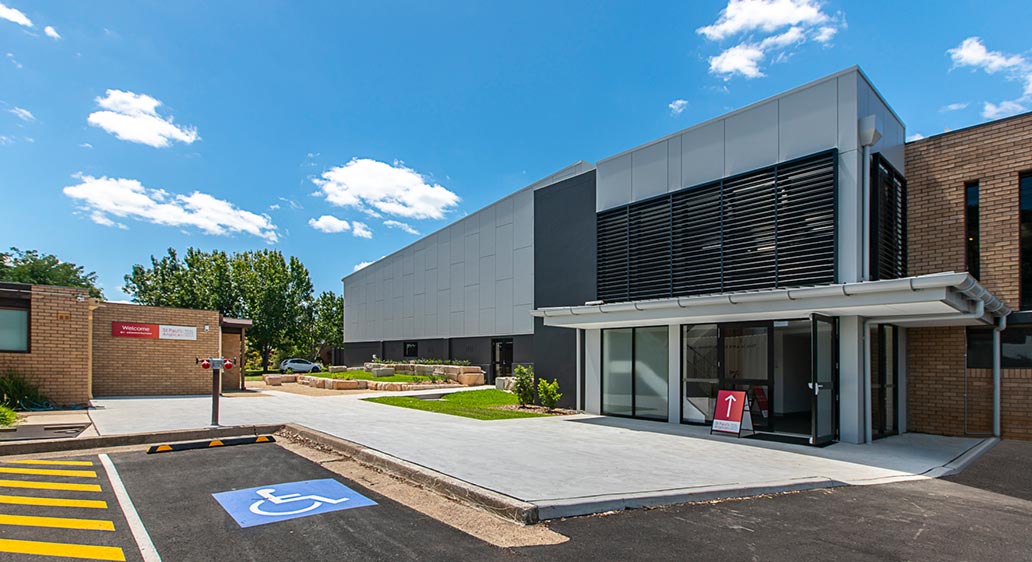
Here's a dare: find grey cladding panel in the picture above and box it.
[681,120,725,190]
[725,100,779,176]
[631,141,668,201]
[779,80,837,162]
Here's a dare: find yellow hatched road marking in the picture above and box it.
[0,479,102,492]
[0,467,97,478]
[0,494,108,509]
[0,538,125,561]
[5,459,94,467]
[0,513,115,531]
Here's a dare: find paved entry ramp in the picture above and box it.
[108,443,501,561]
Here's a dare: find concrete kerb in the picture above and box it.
[935,437,998,477]
[0,424,283,456]
[279,423,540,525]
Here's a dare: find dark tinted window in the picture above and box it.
[967,326,1032,368]
[1021,174,1032,309]
[403,341,418,357]
[966,182,980,280]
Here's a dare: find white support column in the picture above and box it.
[583,329,602,414]
[668,324,680,424]
[575,329,582,411]
[838,316,866,443]
[897,327,907,434]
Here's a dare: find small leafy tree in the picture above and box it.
[537,378,562,410]
[512,364,535,407]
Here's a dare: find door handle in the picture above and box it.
[807,382,823,396]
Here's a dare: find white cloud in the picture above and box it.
[308,215,351,233]
[87,90,199,148]
[313,158,459,220]
[982,100,1026,120]
[949,37,1026,75]
[0,2,32,27]
[8,107,33,121]
[0,134,14,145]
[63,174,278,242]
[940,102,969,112]
[353,261,373,272]
[43,25,59,39]
[948,37,1032,122]
[668,99,688,115]
[698,0,844,80]
[6,53,21,69]
[278,196,302,210]
[79,142,93,149]
[352,221,373,239]
[906,133,926,142]
[268,203,281,210]
[708,44,766,78]
[384,219,419,235]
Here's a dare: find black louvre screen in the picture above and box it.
[597,150,837,302]
[870,153,907,281]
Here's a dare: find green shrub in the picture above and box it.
[537,378,562,410]
[0,405,15,427]
[512,364,535,407]
[0,370,49,410]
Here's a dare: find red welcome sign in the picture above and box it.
[112,322,159,339]
[711,390,748,435]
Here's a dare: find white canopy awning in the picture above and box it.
[533,272,1010,330]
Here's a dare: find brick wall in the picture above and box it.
[92,303,221,396]
[906,112,1032,439]
[0,286,92,406]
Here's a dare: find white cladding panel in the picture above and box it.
[596,68,902,212]
[344,187,536,342]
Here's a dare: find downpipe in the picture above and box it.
[993,314,1006,437]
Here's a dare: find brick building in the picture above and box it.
[906,113,1032,439]
[0,283,250,406]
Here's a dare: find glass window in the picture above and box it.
[634,326,669,420]
[966,182,980,280]
[602,329,633,416]
[0,308,29,352]
[967,326,1032,368]
[403,341,418,358]
[1022,174,1032,310]
[723,326,768,380]
[683,324,718,422]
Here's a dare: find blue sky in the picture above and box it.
[2,0,1031,299]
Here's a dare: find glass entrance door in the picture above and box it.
[810,314,837,445]
[720,323,773,431]
[491,338,513,384]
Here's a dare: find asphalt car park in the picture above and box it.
[1,439,1031,561]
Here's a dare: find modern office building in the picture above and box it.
[341,66,1028,445]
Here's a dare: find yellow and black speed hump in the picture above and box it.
[147,435,276,454]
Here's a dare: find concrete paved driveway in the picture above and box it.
[88,390,987,518]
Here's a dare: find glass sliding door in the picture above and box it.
[601,326,669,420]
[634,326,669,420]
[601,329,633,416]
[682,324,719,422]
[872,325,898,439]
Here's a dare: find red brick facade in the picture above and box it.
[0,284,247,405]
[905,112,1032,439]
[0,285,93,406]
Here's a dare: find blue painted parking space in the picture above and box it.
[212,478,377,528]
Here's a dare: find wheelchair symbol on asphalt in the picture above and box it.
[214,478,377,527]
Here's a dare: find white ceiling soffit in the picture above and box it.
[532,272,1010,329]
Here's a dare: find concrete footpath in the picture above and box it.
[87,390,988,519]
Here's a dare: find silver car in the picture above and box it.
[279,358,322,373]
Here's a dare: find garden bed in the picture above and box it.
[364,389,569,421]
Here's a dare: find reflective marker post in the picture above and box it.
[197,357,234,427]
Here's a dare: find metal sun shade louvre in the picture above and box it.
[597,150,838,303]
[871,154,907,280]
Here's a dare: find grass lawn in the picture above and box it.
[364,389,547,421]
[309,370,434,383]
[244,375,264,382]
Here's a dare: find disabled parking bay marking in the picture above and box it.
[212,478,377,528]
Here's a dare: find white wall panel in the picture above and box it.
[667,134,682,192]
[514,190,534,249]
[596,153,633,211]
[514,246,534,306]
[725,100,779,176]
[837,72,858,153]
[779,79,837,162]
[631,140,668,201]
[680,120,724,189]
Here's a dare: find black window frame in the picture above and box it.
[965,181,980,280]
[1020,173,1032,310]
[0,286,31,354]
[869,153,907,281]
[600,325,669,421]
[966,325,1032,369]
[403,341,418,358]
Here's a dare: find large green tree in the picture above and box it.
[0,247,103,298]
[124,247,318,371]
